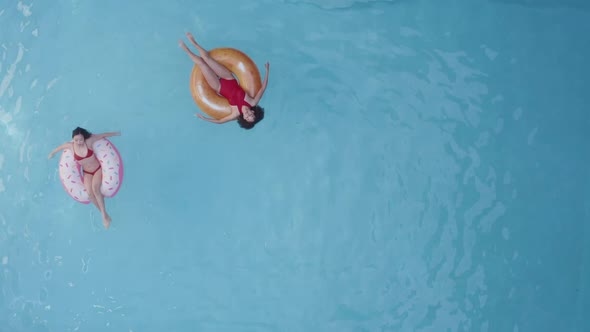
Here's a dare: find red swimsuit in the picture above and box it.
[219,78,252,114]
[74,146,101,176]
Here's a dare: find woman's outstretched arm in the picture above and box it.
[48,142,71,159]
[251,62,270,106]
[196,113,237,124]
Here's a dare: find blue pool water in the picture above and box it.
[1,0,589,331]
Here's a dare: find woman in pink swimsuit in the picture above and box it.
[179,32,270,130]
[48,127,121,229]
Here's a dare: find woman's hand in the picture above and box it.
[47,152,54,160]
[265,62,270,71]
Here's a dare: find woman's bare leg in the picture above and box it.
[179,40,221,93]
[186,32,234,80]
[83,173,100,210]
[91,170,111,229]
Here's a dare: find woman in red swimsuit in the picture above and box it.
[48,127,121,229]
[179,32,270,129]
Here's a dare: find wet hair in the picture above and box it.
[72,127,92,139]
[237,105,265,130]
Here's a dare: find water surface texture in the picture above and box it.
[1,0,589,331]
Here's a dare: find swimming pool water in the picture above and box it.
[1,0,589,331]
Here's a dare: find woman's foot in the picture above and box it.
[186,32,207,57]
[178,40,191,54]
[179,40,202,63]
[102,213,112,229]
